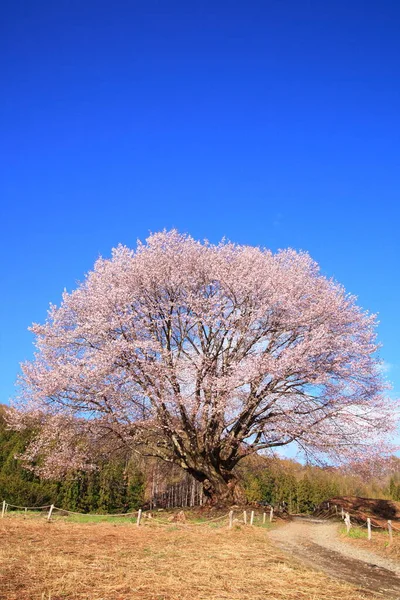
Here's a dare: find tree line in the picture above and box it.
[0,406,145,512]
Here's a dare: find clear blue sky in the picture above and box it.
[1,0,399,405]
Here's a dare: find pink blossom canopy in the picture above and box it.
[11,230,396,479]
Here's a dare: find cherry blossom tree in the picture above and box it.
[10,230,396,505]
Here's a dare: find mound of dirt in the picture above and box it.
[168,510,187,523]
[325,496,400,526]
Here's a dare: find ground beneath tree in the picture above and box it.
[268,518,400,599]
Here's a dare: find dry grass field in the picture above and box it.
[0,515,373,600]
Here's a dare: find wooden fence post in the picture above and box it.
[388,520,393,545]
[1,501,5,518]
[341,507,344,519]
[344,513,351,534]
[263,512,266,524]
[269,507,274,522]
[137,509,142,527]
[250,510,254,526]
[367,518,371,541]
[47,505,54,522]
[243,510,247,525]
[229,510,233,528]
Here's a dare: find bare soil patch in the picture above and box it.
[326,497,400,527]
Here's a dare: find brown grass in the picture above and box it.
[0,516,373,600]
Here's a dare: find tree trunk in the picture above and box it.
[187,466,245,506]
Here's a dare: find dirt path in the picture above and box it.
[268,519,400,599]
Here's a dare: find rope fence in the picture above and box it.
[1,499,273,530]
[4,496,398,540]
[6,503,52,510]
[51,506,139,517]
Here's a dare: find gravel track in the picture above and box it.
[268,519,400,599]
